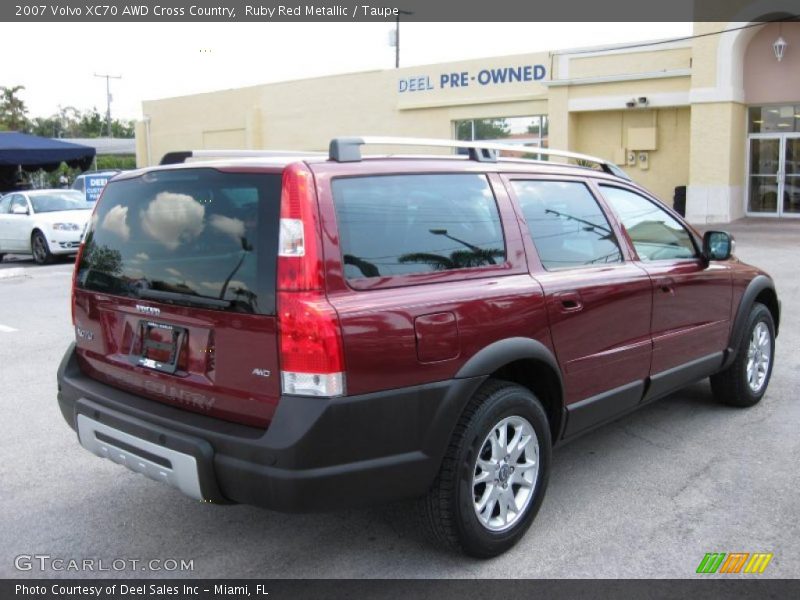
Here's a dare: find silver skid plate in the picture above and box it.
[77,414,203,500]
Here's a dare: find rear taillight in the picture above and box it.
[277,163,345,397]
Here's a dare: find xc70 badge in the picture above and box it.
[136,304,161,316]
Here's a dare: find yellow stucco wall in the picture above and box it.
[689,102,747,187]
[568,48,691,79]
[137,45,695,170]
[690,22,720,89]
[574,107,691,204]
[140,52,552,165]
[142,85,265,163]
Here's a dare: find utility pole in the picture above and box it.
[392,10,414,69]
[93,73,122,137]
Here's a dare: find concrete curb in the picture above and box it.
[0,268,26,280]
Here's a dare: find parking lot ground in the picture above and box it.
[0,218,798,578]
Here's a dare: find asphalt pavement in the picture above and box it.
[1,218,798,578]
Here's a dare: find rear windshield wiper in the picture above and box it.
[136,288,232,309]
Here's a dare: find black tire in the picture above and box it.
[711,302,775,407]
[419,379,551,558]
[0,253,5,262]
[31,230,53,265]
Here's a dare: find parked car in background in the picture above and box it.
[0,189,92,264]
[72,170,121,203]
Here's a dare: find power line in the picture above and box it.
[560,16,799,56]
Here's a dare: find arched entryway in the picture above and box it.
[743,22,800,216]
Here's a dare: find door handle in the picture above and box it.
[554,291,583,313]
[656,277,675,295]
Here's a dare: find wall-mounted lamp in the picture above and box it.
[773,35,787,62]
[773,22,788,62]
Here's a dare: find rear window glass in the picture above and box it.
[332,174,506,279]
[77,169,281,314]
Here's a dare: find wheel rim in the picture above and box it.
[33,235,46,262]
[472,415,539,532]
[746,321,771,393]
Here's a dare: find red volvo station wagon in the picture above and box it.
[57,137,780,557]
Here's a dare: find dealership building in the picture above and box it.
[136,17,799,224]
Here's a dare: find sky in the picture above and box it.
[0,22,692,122]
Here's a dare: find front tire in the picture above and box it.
[31,230,53,265]
[711,302,775,407]
[419,380,551,558]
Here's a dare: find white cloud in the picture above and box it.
[209,214,245,242]
[140,192,205,250]
[100,205,130,240]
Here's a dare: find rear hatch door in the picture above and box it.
[73,167,283,427]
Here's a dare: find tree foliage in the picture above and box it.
[0,86,30,132]
[0,85,134,137]
[455,118,510,141]
[30,106,135,138]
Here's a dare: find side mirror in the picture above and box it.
[703,230,733,262]
[11,205,29,215]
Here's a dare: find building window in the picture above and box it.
[454,116,549,154]
[748,105,800,133]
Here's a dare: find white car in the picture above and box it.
[0,190,92,265]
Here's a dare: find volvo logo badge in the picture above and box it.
[136,304,161,316]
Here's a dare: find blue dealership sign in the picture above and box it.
[85,176,111,203]
[399,64,547,93]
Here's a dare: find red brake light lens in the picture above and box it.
[278,292,345,396]
[276,163,345,397]
[277,163,324,291]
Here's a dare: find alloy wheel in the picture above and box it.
[746,321,771,393]
[472,415,539,532]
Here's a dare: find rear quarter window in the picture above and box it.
[331,174,506,280]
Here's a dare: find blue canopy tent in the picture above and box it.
[0,132,96,191]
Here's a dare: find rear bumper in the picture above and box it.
[57,343,483,511]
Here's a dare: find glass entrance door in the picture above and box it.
[747,105,800,217]
[747,135,800,216]
[784,136,800,216]
[747,136,781,214]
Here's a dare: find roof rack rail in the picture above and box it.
[159,149,325,165]
[328,136,630,179]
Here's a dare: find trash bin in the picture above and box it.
[673,185,686,217]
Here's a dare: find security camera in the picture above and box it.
[626,100,636,109]
[638,96,649,105]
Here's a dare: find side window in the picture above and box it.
[332,174,506,279]
[0,195,11,214]
[511,180,622,270]
[10,195,29,214]
[600,186,697,261]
